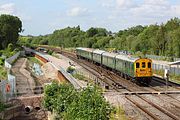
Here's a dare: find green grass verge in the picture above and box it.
[110,106,127,120]
[73,73,86,80]
[0,66,7,80]
[153,69,180,84]
[27,57,41,65]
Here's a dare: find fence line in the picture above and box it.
[146,54,180,62]
[152,63,180,76]
[0,51,25,102]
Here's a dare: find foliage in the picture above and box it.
[47,50,53,55]
[20,17,180,58]
[110,106,127,120]
[43,82,113,120]
[66,66,75,74]
[73,73,85,81]
[0,14,22,50]
[0,43,21,58]
[0,102,5,112]
[0,58,4,66]
[0,66,7,80]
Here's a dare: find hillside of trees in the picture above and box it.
[20,17,180,57]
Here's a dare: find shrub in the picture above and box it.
[43,83,113,120]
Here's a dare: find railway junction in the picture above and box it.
[1,47,180,120]
[35,46,180,120]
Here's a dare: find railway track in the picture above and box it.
[42,47,180,120]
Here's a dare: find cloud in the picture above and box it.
[131,0,180,18]
[0,3,16,15]
[116,0,136,9]
[67,7,88,17]
[102,0,180,19]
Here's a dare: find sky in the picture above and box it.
[0,0,180,36]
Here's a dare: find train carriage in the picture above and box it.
[76,47,94,60]
[92,49,105,64]
[102,52,117,69]
[115,55,136,78]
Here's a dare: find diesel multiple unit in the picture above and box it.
[76,47,152,84]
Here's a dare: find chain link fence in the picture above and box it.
[152,63,180,76]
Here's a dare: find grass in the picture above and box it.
[0,66,7,80]
[27,57,41,65]
[0,102,10,112]
[153,69,164,77]
[52,52,61,59]
[110,106,127,120]
[153,69,180,84]
[73,72,94,83]
[169,74,180,84]
[73,73,86,80]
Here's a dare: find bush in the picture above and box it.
[66,66,75,74]
[0,58,4,66]
[43,82,113,120]
[47,50,53,55]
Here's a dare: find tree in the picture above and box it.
[0,14,22,49]
[43,83,113,120]
[64,86,112,120]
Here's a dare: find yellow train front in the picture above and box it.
[135,58,152,84]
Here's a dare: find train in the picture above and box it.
[76,47,152,84]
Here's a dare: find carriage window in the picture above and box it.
[142,62,145,68]
[148,62,151,68]
[136,62,140,68]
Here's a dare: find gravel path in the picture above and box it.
[11,58,35,95]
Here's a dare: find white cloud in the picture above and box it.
[67,7,88,17]
[0,3,16,15]
[131,0,179,18]
[116,0,136,9]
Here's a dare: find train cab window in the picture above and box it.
[142,62,145,68]
[148,62,151,68]
[136,62,140,68]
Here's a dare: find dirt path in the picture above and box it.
[11,58,35,96]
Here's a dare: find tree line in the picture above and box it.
[20,17,180,57]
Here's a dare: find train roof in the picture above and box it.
[116,54,138,63]
[93,49,106,55]
[76,47,94,52]
[102,52,117,58]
